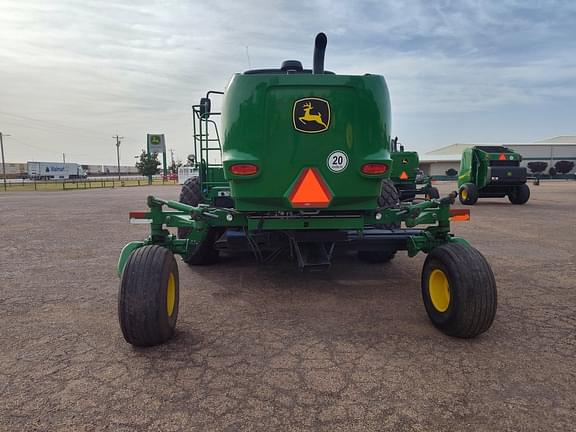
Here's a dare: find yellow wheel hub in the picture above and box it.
[461,189,468,200]
[166,272,176,317]
[428,269,450,312]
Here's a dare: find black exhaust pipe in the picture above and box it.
[313,32,327,74]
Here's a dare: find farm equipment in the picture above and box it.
[458,146,530,205]
[389,137,439,201]
[117,33,497,347]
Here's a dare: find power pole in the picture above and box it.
[62,153,66,164]
[169,148,175,172]
[113,135,123,180]
[0,132,11,192]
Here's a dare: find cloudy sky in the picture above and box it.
[1,0,575,164]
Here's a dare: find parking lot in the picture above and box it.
[1,182,574,431]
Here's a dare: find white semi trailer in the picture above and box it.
[27,162,87,180]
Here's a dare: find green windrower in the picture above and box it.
[117,33,498,348]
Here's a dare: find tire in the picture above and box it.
[508,183,530,204]
[426,186,440,200]
[178,176,220,265]
[421,243,497,338]
[458,183,478,205]
[118,245,179,347]
[358,179,399,263]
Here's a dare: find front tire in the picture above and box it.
[426,186,440,200]
[118,246,179,347]
[508,184,530,204]
[421,243,497,338]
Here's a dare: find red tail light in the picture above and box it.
[229,163,258,176]
[361,163,389,175]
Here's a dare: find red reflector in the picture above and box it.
[399,170,409,180]
[361,163,389,175]
[289,168,332,208]
[129,211,148,219]
[449,209,470,222]
[498,153,507,161]
[229,163,258,176]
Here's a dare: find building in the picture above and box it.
[420,136,576,178]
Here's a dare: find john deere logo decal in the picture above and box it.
[293,98,330,133]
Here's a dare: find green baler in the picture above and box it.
[389,137,439,201]
[117,34,497,347]
[458,146,530,205]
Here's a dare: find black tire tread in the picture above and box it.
[178,176,220,265]
[508,183,530,204]
[358,179,399,263]
[458,183,478,205]
[422,243,497,338]
[119,245,179,347]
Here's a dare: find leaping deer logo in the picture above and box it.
[299,101,327,128]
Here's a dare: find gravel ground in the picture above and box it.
[0,182,575,431]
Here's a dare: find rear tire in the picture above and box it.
[358,179,399,263]
[421,243,497,338]
[118,246,179,347]
[178,176,220,265]
[458,183,478,205]
[508,183,530,204]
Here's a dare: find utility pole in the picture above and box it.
[113,135,123,180]
[0,132,11,192]
[169,148,175,172]
[62,153,66,164]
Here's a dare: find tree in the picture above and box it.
[136,150,160,183]
[554,160,575,175]
[445,168,458,177]
[527,161,548,175]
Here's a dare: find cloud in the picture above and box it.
[0,0,575,162]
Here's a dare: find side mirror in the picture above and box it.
[199,97,211,118]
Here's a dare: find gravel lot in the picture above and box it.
[1,182,575,431]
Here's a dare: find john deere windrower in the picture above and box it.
[117,34,497,347]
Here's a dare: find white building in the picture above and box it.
[420,136,576,178]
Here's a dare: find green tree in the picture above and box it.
[554,160,575,175]
[445,168,458,177]
[136,150,160,183]
[527,161,548,175]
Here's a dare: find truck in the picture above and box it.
[27,162,87,180]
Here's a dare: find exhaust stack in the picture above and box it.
[313,33,327,74]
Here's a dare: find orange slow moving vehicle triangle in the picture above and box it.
[289,168,332,208]
[399,170,409,180]
[498,153,507,160]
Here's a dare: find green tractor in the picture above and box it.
[389,137,439,202]
[117,33,497,347]
[458,146,530,205]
